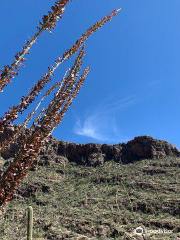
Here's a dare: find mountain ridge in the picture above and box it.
[0,124,180,166]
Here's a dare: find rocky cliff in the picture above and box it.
[0,125,180,166]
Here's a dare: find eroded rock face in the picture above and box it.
[57,142,105,166]
[120,136,180,163]
[56,136,180,165]
[0,125,180,166]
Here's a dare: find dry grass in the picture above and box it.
[0,157,180,239]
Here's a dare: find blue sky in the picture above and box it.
[0,1,180,148]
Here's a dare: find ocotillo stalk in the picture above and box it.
[0,48,83,153]
[27,206,33,240]
[22,68,71,129]
[0,49,89,208]
[0,0,72,92]
[0,68,71,154]
[0,7,121,209]
[0,8,121,133]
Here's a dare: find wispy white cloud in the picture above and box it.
[73,96,137,143]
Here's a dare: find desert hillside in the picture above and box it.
[0,127,180,239]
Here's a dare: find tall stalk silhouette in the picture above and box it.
[0,0,72,92]
[0,6,121,208]
[0,8,121,133]
[0,47,89,207]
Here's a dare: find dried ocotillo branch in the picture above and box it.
[31,66,88,144]
[0,79,61,153]
[0,68,70,154]
[0,82,56,152]
[2,46,85,162]
[36,65,89,144]
[0,42,83,132]
[22,68,71,129]
[0,8,120,207]
[37,67,90,147]
[40,67,90,141]
[0,47,84,161]
[0,61,68,133]
[0,56,71,133]
[0,47,84,153]
[32,45,85,131]
[35,46,85,131]
[0,66,89,209]
[53,8,122,70]
[33,108,45,126]
[42,67,90,138]
[53,67,90,128]
[0,0,72,92]
[0,8,121,132]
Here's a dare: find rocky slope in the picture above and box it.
[1,125,180,239]
[1,156,180,239]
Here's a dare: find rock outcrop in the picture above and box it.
[120,136,180,163]
[0,125,180,166]
[55,136,180,165]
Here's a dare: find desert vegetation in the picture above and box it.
[0,1,179,240]
[0,154,180,239]
[0,1,120,208]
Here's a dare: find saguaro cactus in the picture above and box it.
[27,206,33,240]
